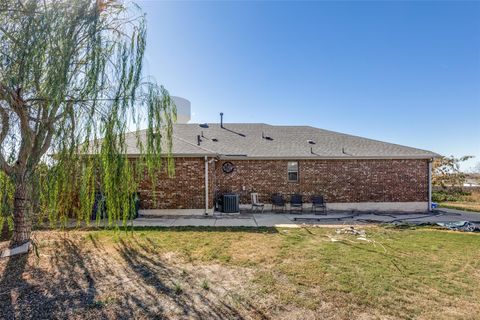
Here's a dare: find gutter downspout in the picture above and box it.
[205,156,209,215]
[428,159,433,212]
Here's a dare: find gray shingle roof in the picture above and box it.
[124,123,439,159]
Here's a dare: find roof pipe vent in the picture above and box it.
[197,135,201,146]
[342,147,353,156]
[220,112,224,128]
[262,132,273,141]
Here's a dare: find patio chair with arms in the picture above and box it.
[290,193,303,213]
[311,195,327,215]
[271,193,286,213]
[250,193,265,213]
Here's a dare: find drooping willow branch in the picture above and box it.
[0,0,176,241]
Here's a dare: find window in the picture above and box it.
[287,161,299,182]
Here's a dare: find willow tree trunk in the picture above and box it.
[1,218,9,241]
[11,179,31,246]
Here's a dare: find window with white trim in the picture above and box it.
[287,161,299,182]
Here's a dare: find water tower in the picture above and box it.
[172,96,191,123]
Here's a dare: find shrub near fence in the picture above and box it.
[432,186,480,202]
[432,186,480,193]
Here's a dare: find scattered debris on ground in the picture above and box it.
[325,226,370,242]
[437,221,480,232]
[0,242,31,258]
[325,226,389,253]
[336,226,366,236]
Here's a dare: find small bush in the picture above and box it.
[173,282,183,295]
[201,279,210,291]
[88,300,106,309]
[432,189,471,202]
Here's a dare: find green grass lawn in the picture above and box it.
[1,226,480,319]
[439,201,480,213]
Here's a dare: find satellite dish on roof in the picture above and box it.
[172,96,191,123]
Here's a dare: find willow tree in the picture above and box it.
[0,0,175,246]
[432,155,474,188]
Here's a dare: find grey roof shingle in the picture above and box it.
[123,123,439,159]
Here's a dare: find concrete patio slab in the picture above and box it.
[253,214,294,227]
[132,218,175,227]
[352,214,396,223]
[405,214,480,223]
[171,218,216,227]
[292,213,360,221]
[215,218,257,227]
[127,208,479,228]
[139,208,213,217]
[432,209,480,220]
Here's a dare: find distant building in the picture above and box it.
[464,175,480,187]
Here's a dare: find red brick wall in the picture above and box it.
[136,157,215,209]
[214,159,429,204]
[137,158,429,209]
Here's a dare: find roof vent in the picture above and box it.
[212,138,218,142]
[225,154,247,157]
[342,147,353,156]
[308,140,316,145]
[199,123,209,128]
[262,132,274,141]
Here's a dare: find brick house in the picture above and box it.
[128,122,438,213]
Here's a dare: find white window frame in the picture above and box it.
[287,161,299,182]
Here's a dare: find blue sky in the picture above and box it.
[138,1,480,170]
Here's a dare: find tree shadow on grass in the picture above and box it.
[102,225,280,234]
[34,221,281,234]
[117,237,250,319]
[0,238,106,319]
[0,253,29,319]
[0,232,271,319]
[117,236,272,319]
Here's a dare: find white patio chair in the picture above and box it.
[251,193,265,213]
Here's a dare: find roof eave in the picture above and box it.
[217,155,439,160]
[126,152,217,158]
